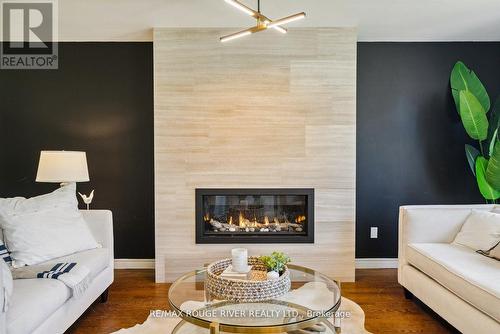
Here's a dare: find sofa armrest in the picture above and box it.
[0,268,5,334]
[0,259,13,333]
[0,283,4,334]
[81,210,114,269]
[397,204,494,284]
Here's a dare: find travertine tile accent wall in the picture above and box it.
[154,28,356,282]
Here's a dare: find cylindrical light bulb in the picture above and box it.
[273,26,287,34]
[220,30,252,42]
[268,12,306,28]
[224,0,255,16]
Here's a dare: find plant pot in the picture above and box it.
[267,271,280,280]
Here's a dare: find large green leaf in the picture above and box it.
[475,157,500,200]
[465,144,480,176]
[451,61,490,113]
[489,128,498,157]
[486,139,500,190]
[459,90,488,140]
[486,96,500,157]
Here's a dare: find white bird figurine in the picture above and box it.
[78,190,94,210]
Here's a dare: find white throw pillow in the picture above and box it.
[490,205,500,214]
[453,210,500,251]
[0,183,100,268]
[489,242,500,260]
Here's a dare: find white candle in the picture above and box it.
[231,248,248,273]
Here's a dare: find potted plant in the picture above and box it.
[259,251,291,280]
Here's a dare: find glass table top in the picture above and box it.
[168,264,341,331]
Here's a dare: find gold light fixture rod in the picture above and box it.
[221,0,307,42]
[224,0,288,33]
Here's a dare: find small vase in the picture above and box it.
[267,271,279,280]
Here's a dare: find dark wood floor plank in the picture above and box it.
[67,269,458,334]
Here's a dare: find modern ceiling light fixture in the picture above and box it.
[220,0,306,42]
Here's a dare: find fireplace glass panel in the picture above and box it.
[196,189,314,243]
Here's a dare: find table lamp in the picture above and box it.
[36,150,89,187]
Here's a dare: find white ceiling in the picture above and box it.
[56,0,500,41]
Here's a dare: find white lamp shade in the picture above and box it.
[36,151,90,183]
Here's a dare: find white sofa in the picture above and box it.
[0,210,114,334]
[398,205,500,334]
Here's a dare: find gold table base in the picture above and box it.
[173,318,341,334]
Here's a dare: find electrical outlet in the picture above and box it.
[370,227,378,239]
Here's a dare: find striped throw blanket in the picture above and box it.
[12,261,91,298]
[1,241,90,298]
[0,242,12,265]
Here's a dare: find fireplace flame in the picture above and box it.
[204,213,210,222]
[264,216,270,226]
[295,215,306,223]
[239,212,245,228]
[222,212,305,228]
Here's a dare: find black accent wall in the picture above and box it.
[2,42,499,260]
[357,42,500,258]
[0,42,154,258]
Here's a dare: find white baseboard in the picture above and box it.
[355,258,398,269]
[114,258,155,269]
[115,258,398,270]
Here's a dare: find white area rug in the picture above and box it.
[112,296,371,334]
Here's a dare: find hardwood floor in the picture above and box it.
[67,269,459,334]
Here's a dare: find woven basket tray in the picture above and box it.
[205,256,291,302]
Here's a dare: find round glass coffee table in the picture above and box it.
[168,264,342,333]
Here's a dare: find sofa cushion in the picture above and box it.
[49,247,110,279]
[7,279,71,334]
[407,243,500,321]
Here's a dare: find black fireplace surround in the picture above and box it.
[196,188,314,244]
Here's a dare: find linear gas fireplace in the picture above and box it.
[196,188,314,244]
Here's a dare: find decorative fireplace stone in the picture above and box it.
[196,188,314,244]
